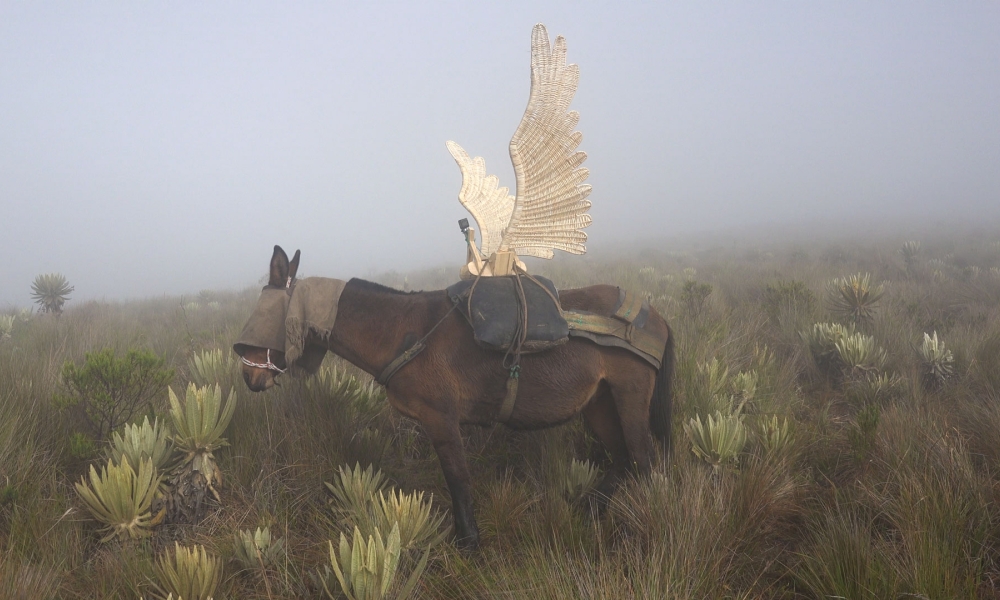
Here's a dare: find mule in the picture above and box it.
[236,246,673,548]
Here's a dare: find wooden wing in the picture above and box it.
[445,140,515,258]
[502,24,592,259]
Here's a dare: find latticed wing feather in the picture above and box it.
[446,140,515,257]
[502,24,592,259]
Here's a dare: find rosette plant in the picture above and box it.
[105,416,173,473]
[165,384,236,522]
[234,526,286,570]
[30,273,74,315]
[152,543,223,600]
[74,457,163,542]
[323,523,428,600]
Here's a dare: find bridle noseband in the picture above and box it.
[240,348,287,374]
[238,276,297,376]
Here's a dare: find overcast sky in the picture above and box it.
[2,2,998,306]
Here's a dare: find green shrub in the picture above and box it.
[763,279,816,324]
[68,431,97,460]
[54,348,174,441]
[680,280,713,317]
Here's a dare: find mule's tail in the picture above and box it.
[649,324,674,453]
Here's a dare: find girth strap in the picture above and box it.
[375,301,459,387]
[376,341,426,386]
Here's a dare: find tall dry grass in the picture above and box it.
[3,229,1000,597]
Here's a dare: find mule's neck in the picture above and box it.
[317,278,443,379]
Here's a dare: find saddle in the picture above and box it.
[447,275,569,354]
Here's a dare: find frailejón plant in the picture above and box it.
[323,523,428,600]
[731,370,758,413]
[0,315,14,340]
[234,526,286,570]
[74,458,163,543]
[189,348,235,387]
[325,463,388,521]
[168,383,236,501]
[563,458,600,504]
[30,273,74,314]
[899,240,920,272]
[847,372,901,405]
[827,273,885,325]
[152,543,222,600]
[758,415,793,457]
[309,365,385,415]
[684,411,748,470]
[373,489,448,550]
[919,331,954,388]
[698,358,730,400]
[801,322,855,377]
[835,332,888,374]
[105,416,173,473]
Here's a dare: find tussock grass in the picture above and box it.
[6,229,1000,597]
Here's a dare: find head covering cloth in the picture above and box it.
[233,277,347,374]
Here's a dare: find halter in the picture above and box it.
[240,348,287,374]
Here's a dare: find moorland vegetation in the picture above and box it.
[3,229,1000,598]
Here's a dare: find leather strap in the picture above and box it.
[498,372,519,422]
[376,341,426,386]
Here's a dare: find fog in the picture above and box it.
[2,2,998,307]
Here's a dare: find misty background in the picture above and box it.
[2,2,998,307]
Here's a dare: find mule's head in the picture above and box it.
[234,245,300,392]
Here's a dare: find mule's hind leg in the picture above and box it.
[608,375,656,477]
[582,385,631,511]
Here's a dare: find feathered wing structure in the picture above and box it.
[446,141,515,258]
[447,23,592,261]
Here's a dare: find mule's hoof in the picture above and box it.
[455,533,480,552]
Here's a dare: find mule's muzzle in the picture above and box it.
[242,366,277,392]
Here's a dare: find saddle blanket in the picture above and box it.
[447,275,569,354]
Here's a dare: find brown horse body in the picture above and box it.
[239,247,673,548]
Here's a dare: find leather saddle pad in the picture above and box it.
[447,275,569,354]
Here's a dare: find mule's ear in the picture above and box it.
[287,250,301,283]
[269,245,289,287]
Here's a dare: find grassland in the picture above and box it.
[3,228,1000,598]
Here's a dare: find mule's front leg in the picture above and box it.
[423,416,479,549]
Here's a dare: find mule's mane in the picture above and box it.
[348,278,423,296]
